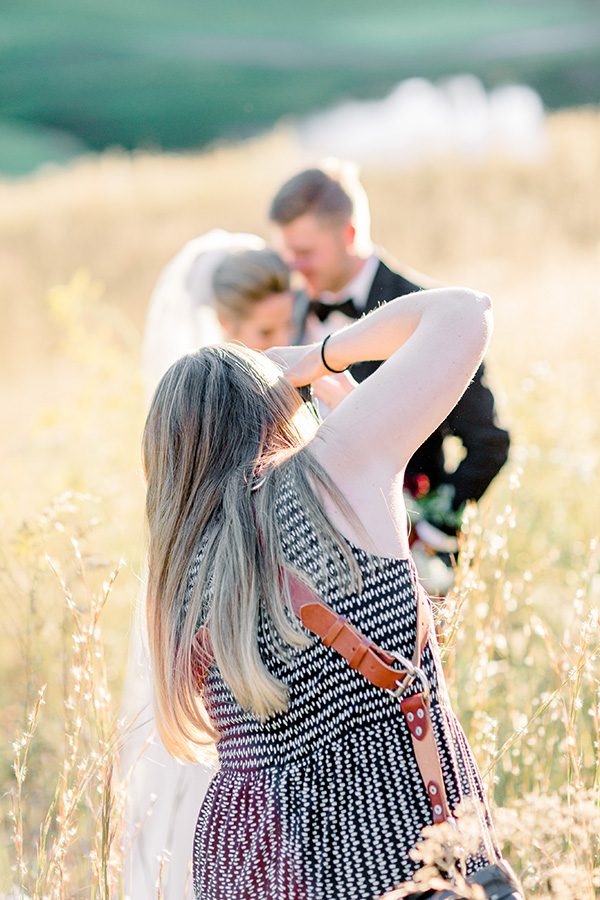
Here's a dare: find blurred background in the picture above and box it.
[2,0,600,175]
[1,2,600,896]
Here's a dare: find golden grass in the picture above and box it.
[1,108,599,896]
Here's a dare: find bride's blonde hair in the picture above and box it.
[142,344,360,761]
[212,248,290,320]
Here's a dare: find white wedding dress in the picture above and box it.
[122,230,265,899]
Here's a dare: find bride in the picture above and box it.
[122,230,296,899]
[141,229,297,397]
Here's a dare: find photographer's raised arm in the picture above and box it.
[279,287,492,477]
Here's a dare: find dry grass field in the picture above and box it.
[1,108,599,896]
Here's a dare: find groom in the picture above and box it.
[269,165,510,582]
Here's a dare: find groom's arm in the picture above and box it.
[444,364,510,508]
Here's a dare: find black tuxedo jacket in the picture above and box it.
[350,260,510,511]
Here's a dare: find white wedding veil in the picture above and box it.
[124,229,265,898]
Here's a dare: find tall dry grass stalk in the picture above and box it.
[9,685,46,894]
[4,495,127,898]
[1,108,599,895]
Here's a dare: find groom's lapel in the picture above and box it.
[364,261,398,314]
[293,290,311,345]
[365,258,423,314]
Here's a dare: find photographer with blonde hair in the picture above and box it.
[143,285,522,898]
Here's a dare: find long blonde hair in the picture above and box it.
[142,344,360,761]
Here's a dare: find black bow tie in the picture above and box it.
[310,297,360,323]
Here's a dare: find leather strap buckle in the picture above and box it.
[388,653,432,703]
[391,667,416,698]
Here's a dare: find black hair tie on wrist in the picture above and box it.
[320,333,348,374]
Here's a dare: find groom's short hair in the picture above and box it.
[269,162,371,252]
[272,160,373,218]
[269,168,352,225]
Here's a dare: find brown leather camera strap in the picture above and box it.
[193,568,451,823]
[285,573,431,689]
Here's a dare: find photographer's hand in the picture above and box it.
[312,371,357,409]
[265,342,326,387]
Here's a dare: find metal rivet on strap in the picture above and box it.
[407,712,414,722]
[415,726,423,737]
[429,784,438,795]
[417,708,425,719]
[434,804,443,816]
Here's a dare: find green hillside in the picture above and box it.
[2,0,599,173]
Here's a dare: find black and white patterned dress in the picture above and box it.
[191,468,496,899]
